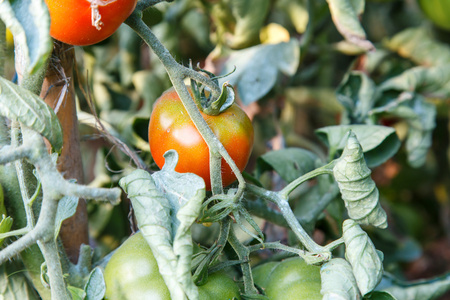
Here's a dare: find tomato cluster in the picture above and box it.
[45,0,137,46]
[148,87,254,190]
[103,232,241,299]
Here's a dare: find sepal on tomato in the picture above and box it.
[190,67,235,115]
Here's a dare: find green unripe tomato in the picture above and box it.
[418,0,450,31]
[252,257,322,300]
[104,232,241,300]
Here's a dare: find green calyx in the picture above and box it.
[190,68,235,116]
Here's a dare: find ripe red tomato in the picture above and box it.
[45,0,137,46]
[148,87,254,190]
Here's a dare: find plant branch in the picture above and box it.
[246,184,328,257]
[227,227,259,296]
[280,161,336,198]
[38,239,72,299]
[0,144,33,164]
[248,241,307,256]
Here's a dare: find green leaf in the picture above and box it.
[219,39,300,105]
[0,0,52,75]
[0,264,40,299]
[320,258,361,300]
[0,216,13,247]
[54,196,79,241]
[379,65,450,99]
[365,291,397,300]
[119,150,205,300]
[384,27,450,67]
[377,273,450,300]
[257,148,318,183]
[68,286,86,300]
[336,71,379,124]
[333,133,388,228]
[0,184,6,216]
[343,219,384,296]
[0,77,63,152]
[229,0,270,48]
[326,0,374,51]
[276,0,309,34]
[370,94,436,168]
[84,267,106,300]
[316,125,401,168]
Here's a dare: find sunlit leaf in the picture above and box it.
[219,39,300,105]
[316,125,400,168]
[275,0,308,34]
[343,219,384,296]
[0,216,13,247]
[68,286,86,300]
[320,258,361,300]
[229,0,270,48]
[119,150,205,300]
[333,132,388,228]
[326,0,374,51]
[379,65,450,99]
[384,27,450,67]
[0,0,52,74]
[0,77,63,152]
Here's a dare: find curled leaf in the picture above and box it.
[377,273,450,300]
[326,0,374,51]
[320,258,361,300]
[343,219,384,296]
[119,150,205,300]
[333,132,388,228]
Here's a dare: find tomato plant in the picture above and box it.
[418,0,450,31]
[104,232,241,300]
[252,258,322,300]
[148,87,254,190]
[45,0,137,46]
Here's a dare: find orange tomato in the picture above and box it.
[45,0,137,46]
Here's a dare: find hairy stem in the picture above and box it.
[228,227,259,295]
[247,184,326,254]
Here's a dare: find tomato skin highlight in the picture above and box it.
[104,232,242,300]
[45,0,137,46]
[148,87,254,190]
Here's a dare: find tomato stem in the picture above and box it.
[228,226,259,295]
[280,160,336,198]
